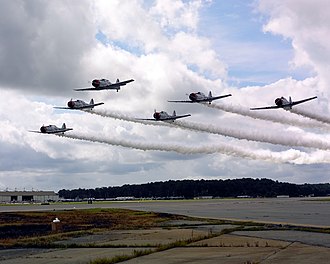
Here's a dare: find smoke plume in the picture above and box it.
[58,132,330,164]
[84,109,171,128]
[290,108,330,125]
[205,103,330,131]
[85,108,330,150]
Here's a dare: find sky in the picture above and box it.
[1,0,330,192]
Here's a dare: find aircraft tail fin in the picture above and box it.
[173,110,176,116]
[90,98,94,105]
[62,123,66,129]
[208,91,212,98]
[289,96,292,104]
[116,78,120,83]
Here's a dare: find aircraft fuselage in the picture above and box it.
[189,92,205,102]
[92,79,112,88]
[275,97,292,109]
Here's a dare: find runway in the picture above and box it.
[1,197,330,263]
[1,197,329,228]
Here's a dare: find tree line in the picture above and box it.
[58,178,330,200]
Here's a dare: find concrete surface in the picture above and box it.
[1,198,330,263]
[1,197,329,227]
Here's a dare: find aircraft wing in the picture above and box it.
[114,79,134,86]
[136,118,157,121]
[87,102,104,108]
[250,105,281,110]
[173,114,191,120]
[61,128,73,132]
[167,100,194,103]
[197,94,231,102]
[74,87,104,91]
[53,106,71,109]
[164,114,191,121]
[101,79,135,89]
[291,96,317,106]
[51,128,73,134]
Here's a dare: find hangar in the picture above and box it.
[0,191,59,203]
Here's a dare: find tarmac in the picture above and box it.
[0,197,329,263]
[1,197,329,227]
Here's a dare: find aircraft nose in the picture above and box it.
[189,93,196,101]
[275,98,282,106]
[92,79,100,87]
[153,112,160,120]
[40,126,46,133]
[67,101,74,108]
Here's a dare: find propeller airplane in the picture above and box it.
[29,123,73,134]
[138,110,191,122]
[250,96,317,110]
[74,78,134,92]
[54,99,104,110]
[168,91,232,104]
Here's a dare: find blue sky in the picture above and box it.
[199,1,304,87]
[95,1,312,87]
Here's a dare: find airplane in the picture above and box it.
[138,110,191,122]
[54,99,104,110]
[250,96,317,110]
[168,91,232,104]
[29,123,73,134]
[74,78,134,92]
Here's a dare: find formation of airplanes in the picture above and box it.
[54,99,104,110]
[139,110,191,122]
[74,78,134,92]
[29,123,73,134]
[29,76,319,134]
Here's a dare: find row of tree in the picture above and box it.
[58,178,330,199]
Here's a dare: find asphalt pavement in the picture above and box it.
[1,197,329,228]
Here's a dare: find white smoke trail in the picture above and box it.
[173,120,330,150]
[290,108,330,125]
[84,109,172,128]
[204,103,330,131]
[58,132,330,164]
[86,108,330,150]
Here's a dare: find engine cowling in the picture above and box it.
[67,100,75,108]
[40,126,47,133]
[153,112,161,120]
[275,98,283,106]
[92,79,100,88]
[189,93,197,101]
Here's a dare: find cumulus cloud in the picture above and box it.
[150,0,203,30]
[0,0,95,95]
[257,0,330,98]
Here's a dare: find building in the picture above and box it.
[0,191,59,203]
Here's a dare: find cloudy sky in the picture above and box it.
[1,0,330,192]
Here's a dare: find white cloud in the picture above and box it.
[0,0,96,95]
[150,0,204,31]
[257,0,330,97]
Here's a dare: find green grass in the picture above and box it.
[304,198,330,202]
